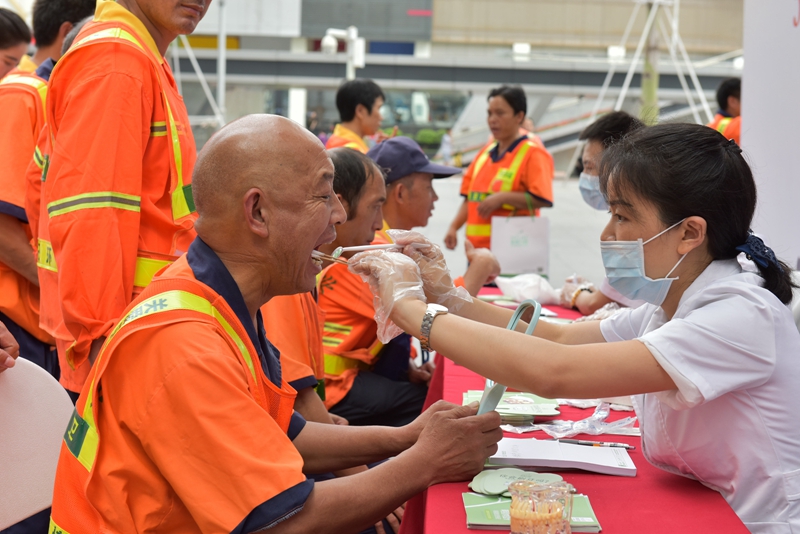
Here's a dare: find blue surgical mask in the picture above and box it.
[579,172,608,211]
[600,219,687,306]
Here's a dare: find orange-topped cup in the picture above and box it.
[508,480,572,534]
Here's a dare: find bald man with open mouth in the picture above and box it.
[49,114,502,534]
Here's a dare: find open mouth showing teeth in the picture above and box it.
[311,255,323,266]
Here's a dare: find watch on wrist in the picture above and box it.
[419,303,448,352]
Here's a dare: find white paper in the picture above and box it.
[489,438,637,477]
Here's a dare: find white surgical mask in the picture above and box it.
[578,172,609,211]
[599,219,687,306]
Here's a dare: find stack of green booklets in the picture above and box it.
[462,468,602,532]
[462,390,560,423]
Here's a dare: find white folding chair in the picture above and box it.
[0,358,74,529]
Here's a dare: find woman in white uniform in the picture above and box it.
[351,123,800,532]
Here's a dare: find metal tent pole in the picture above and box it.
[663,5,713,121]
[614,2,660,111]
[563,1,643,179]
[657,15,700,123]
[217,0,227,117]
[179,35,225,126]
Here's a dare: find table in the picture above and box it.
[401,301,749,534]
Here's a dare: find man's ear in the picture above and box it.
[53,21,74,60]
[243,188,269,238]
[354,103,368,121]
[389,183,406,205]
[677,216,707,256]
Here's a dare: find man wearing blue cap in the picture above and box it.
[317,138,499,428]
[367,137,500,296]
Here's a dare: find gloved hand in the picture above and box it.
[387,229,472,312]
[348,250,427,343]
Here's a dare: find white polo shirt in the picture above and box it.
[601,259,800,532]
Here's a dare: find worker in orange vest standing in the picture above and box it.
[326,78,388,154]
[445,85,554,251]
[707,77,741,146]
[0,0,94,387]
[0,8,32,79]
[42,0,206,402]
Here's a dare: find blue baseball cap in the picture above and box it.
[367,136,461,184]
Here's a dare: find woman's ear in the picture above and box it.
[677,216,707,255]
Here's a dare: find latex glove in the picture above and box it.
[386,229,472,312]
[348,250,427,343]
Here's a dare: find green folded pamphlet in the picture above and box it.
[462,492,601,532]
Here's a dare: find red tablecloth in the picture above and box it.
[400,299,748,534]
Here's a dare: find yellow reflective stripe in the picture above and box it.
[47,191,141,217]
[466,224,492,237]
[34,146,45,170]
[104,290,257,381]
[0,74,47,114]
[322,336,342,347]
[150,121,167,137]
[369,340,384,356]
[468,191,489,202]
[324,354,369,375]
[324,322,352,334]
[49,516,72,534]
[69,289,261,472]
[36,243,172,286]
[507,142,531,176]
[133,257,173,288]
[716,117,732,134]
[472,143,494,178]
[74,27,141,49]
[37,239,57,272]
[166,98,192,221]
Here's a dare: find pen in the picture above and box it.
[558,439,636,450]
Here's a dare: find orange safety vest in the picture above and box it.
[464,139,538,249]
[49,257,297,533]
[325,124,370,153]
[42,9,197,389]
[707,113,741,146]
[261,292,327,399]
[0,68,53,343]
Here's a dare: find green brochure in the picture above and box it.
[462,492,601,532]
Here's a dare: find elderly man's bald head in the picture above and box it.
[192,114,325,225]
[189,114,345,306]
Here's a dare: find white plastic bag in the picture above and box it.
[495,273,560,305]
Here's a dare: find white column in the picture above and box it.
[742,0,800,269]
[288,87,308,127]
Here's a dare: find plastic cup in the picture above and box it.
[508,480,572,534]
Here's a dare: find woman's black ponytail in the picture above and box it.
[737,233,797,305]
[600,123,797,305]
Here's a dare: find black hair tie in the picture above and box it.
[726,138,743,155]
[735,233,777,269]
